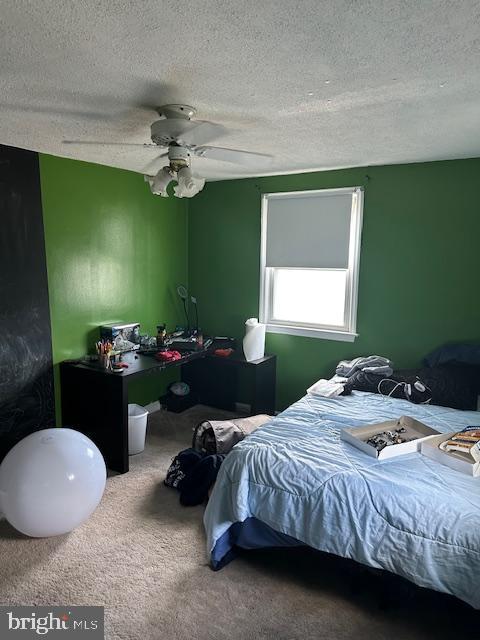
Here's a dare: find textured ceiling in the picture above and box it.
[1,1,480,181]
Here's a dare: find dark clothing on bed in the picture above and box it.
[341,364,480,410]
[423,343,480,367]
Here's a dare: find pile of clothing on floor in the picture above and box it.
[307,344,480,410]
[165,414,271,506]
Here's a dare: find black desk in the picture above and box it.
[181,351,276,415]
[60,350,276,473]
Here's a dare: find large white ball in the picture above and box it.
[0,428,106,537]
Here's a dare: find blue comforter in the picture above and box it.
[204,392,480,608]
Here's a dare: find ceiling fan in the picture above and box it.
[63,104,272,198]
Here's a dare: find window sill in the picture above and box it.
[265,323,357,342]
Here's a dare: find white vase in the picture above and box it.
[243,318,266,362]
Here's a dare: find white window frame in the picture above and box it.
[259,187,364,342]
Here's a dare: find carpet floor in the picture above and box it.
[0,406,478,640]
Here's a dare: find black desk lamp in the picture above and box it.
[176,285,189,332]
[191,295,199,334]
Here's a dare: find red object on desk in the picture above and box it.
[155,350,182,362]
[214,348,234,357]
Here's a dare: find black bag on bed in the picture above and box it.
[397,365,480,410]
[341,364,480,410]
[341,371,432,404]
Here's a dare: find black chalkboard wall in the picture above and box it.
[0,144,55,460]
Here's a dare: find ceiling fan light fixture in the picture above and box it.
[63,104,272,196]
[146,166,174,197]
[173,166,205,198]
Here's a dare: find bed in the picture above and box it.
[204,391,480,609]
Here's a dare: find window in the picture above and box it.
[259,187,363,342]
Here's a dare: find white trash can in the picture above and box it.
[128,404,149,455]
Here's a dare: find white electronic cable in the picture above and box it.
[378,378,407,398]
[377,377,432,404]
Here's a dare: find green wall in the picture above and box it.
[37,155,480,417]
[40,155,188,422]
[189,158,480,410]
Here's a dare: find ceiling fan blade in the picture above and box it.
[0,102,128,121]
[142,153,169,175]
[193,146,272,166]
[63,140,160,148]
[152,119,227,147]
[178,121,227,146]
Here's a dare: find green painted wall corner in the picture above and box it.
[188,158,480,409]
[39,155,188,423]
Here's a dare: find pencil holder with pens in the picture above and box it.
[99,354,110,370]
[96,340,113,370]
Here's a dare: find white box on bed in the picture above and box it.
[340,416,440,460]
[421,432,480,477]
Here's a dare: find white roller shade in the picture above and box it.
[264,189,356,269]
